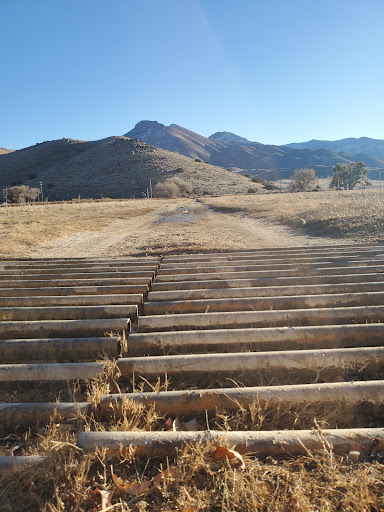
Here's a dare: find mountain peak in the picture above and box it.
[124,120,165,139]
[209,131,251,144]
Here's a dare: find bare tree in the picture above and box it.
[290,168,317,192]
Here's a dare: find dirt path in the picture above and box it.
[34,199,354,258]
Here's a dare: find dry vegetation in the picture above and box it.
[203,188,384,243]
[1,366,384,512]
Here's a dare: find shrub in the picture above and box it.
[252,176,265,184]
[153,177,192,198]
[170,177,192,194]
[47,183,55,190]
[175,167,184,173]
[194,158,202,162]
[248,187,257,194]
[244,174,252,179]
[264,182,277,190]
[3,185,40,203]
[290,168,317,192]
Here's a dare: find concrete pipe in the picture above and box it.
[0,337,121,363]
[0,402,90,429]
[117,346,384,377]
[0,284,149,297]
[0,277,152,289]
[151,272,384,292]
[0,305,138,322]
[137,305,384,332]
[0,294,143,308]
[0,270,155,282]
[101,380,384,417]
[0,361,106,382]
[143,291,384,316]
[148,281,384,302]
[77,428,384,458]
[154,265,384,283]
[0,456,47,471]
[127,324,384,355]
[0,318,130,339]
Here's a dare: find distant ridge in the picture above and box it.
[285,137,384,161]
[125,121,384,179]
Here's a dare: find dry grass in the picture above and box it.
[0,199,162,256]
[1,367,384,511]
[203,188,384,243]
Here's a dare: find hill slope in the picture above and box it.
[0,136,254,200]
[0,148,15,155]
[125,122,384,179]
[285,137,384,160]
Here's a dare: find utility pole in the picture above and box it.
[40,181,43,202]
[149,178,153,198]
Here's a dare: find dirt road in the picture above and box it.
[34,199,354,258]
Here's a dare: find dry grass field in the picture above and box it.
[2,189,383,259]
[1,190,384,511]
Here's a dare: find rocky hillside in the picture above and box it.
[285,137,384,161]
[125,121,384,179]
[0,136,255,200]
[0,148,14,155]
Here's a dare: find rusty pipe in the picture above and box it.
[77,428,384,458]
[101,380,384,417]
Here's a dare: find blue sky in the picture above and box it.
[1,0,384,149]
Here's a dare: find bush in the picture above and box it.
[47,183,55,190]
[290,168,317,192]
[264,182,277,190]
[153,178,192,198]
[244,174,252,179]
[194,158,202,162]
[175,167,184,173]
[248,187,257,193]
[3,185,40,203]
[252,176,265,184]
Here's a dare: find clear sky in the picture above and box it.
[1,0,384,150]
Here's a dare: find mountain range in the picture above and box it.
[285,137,384,161]
[125,122,384,180]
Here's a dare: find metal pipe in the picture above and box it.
[0,456,46,471]
[101,380,384,416]
[0,265,157,275]
[0,270,154,281]
[77,428,384,457]
[0,305,138,321]
[0,361,106,382]
[162,245,384,261]
[117,346,384,377]
[160,253,384,268]
[151,273,384,292]
[127,324,384,355]
[0,318,130,339]
[157,259,384,275]
[143,291,384,315]
[0,284,148,297]
[0,402,90,429]
[0,277,151,289]
[0,294,143,308]
[127,323,384,355]
[148,281,384,302]
[0,337,121,363]
[137,305,384,332]
[154,265,384,283]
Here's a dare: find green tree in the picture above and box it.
[330,162,371,190]
[290,168,317,192]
